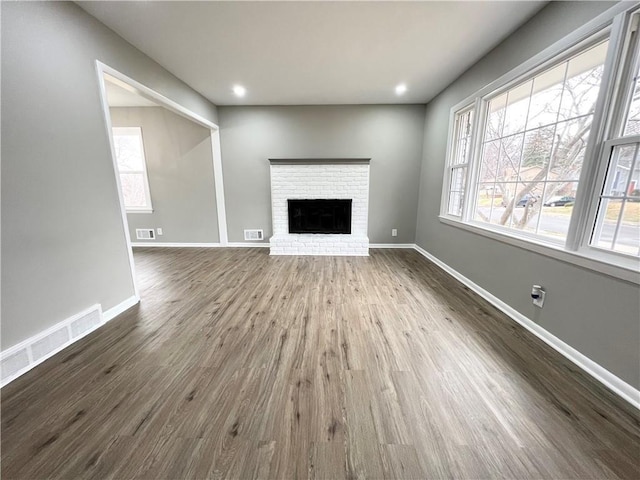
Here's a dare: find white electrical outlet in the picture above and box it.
[157,228,163,236]
[531,285,545,308]
[391,229,398,237]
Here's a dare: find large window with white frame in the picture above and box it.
[473,39,608,241]
[440,4,640,276]
[591,13,640,257]
[112,127,153,213]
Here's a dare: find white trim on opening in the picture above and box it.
[95,61,230,298]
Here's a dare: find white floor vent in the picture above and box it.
[244,229,264,241]
[31,327,70,362]
[1,304,103,387]
[70,308,102,338]
[136,228,155,240]
[1,349,30,383]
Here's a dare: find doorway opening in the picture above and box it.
[96,63,228,299]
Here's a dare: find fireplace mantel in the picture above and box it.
[269,158,370,165]
[269,160,370,256]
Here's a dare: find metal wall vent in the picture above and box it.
[1,304,103,387]
[30,328,70,362]
[70,308,101,338]
[136,228,155,240]
[244,229,264,241]
[1,349,30,382]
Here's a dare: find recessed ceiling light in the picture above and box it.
[233,85,246,97]
[395,84,407,95]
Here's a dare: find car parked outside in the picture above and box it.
[501,194,539,208]
[544,195,575,207]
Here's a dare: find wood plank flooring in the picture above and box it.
[2,248,639,479]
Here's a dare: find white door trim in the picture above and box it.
[94,61,229,291]
[95,66,140,299]
[210,129,228,246]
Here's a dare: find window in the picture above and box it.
[440,4,640,277]
[591,12,640,258]
[474,40,608,241]
[445,107,474,216]
[112,127,153,212]
[591,138,640,256]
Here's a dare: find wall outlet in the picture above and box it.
[391,228,398,237]
[157,228,163,236]
[531,285,545,308]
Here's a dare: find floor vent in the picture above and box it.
[136,228,155,240]
[70,308,102,338]
[1,304,103,387]
[1,349,30,382]
[244,229,264,241]
[31,327,70,362]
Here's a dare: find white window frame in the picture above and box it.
[588,136,640,259]
[581,10,640,261]
[441,105,476,217]
[439,2,640,284]
[112,127,153,213]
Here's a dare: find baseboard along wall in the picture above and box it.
[131,242,222,248]
[0,295,139,387]
[132,242,412,249]
[412,244,640,410]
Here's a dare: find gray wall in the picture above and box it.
[1,2,219,349]
[110,107,219,244]
[416,1,640,388]
[218,105,425,244]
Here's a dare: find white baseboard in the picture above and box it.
[131,242,222,248]
[131,242,415,249]
[227,242,271,248]
[370,243,414,248]
[0,295,139,388]
[104,295,140,321]
[413,244,640,410]
[269,252,369,256]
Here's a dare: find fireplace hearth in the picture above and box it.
[288,199,352,234]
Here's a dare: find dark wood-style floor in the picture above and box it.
[2,248,639,479]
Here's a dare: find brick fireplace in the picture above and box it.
[269,159,370,255]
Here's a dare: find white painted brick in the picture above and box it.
[270,163,370,256]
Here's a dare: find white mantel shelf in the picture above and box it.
[269,158,371,165]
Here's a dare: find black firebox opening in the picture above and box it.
[288,199,352,234]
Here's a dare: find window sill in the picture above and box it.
[126,209,153,214]
[438,215,640,285]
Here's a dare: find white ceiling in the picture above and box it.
[79,1,547,106]
[104,74,159,107]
